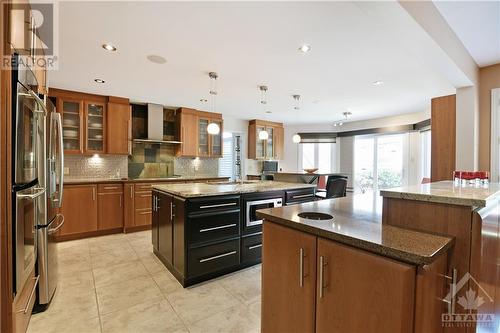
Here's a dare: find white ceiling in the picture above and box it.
[49,1,457,125]
[434,1,500,68]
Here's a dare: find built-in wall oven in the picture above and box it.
[11,53,46,298]
[242,191,283,235]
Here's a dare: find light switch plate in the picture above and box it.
[63,167,70,175]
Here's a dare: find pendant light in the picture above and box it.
[293,94,301,110]
[207,72,220,135]
[258,85,269,141]
[292,134,301,143]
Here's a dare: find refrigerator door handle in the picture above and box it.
[48,214,65,234]
[28,90,47,116]
[51,112,64,207]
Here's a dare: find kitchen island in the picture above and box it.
[256,181,500,333]
[151,181,317,286]
[380,181,500,333]
[257,194,454,333]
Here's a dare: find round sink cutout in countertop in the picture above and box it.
[297,212,333,220]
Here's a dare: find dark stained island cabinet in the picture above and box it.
[151,182,317,286]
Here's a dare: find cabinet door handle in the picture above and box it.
[319,255,328,298]
[156,197,160,210]
[153,196,156,211]
[199,223,237,233]
[248,244,262,250]
[299,248,305,287]
[92,187,96,201]
[199,202,237,209]
[199,250,237,263]
[119,194,122,207]
[130,186,133,199]
[170,202,173,220]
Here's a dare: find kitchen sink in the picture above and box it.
[297,212,333,220]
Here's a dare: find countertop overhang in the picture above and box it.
[257,194,454,266]
[380,181,500,208]
[152,181,317,198]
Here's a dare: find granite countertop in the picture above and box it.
[380,181,500,208]
[64,176,230,185]
[256,193,454,266]
[153,181,317,198]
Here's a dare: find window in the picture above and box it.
[420,130,431,180]
[300,143,335,173]
[218,132,242,180]
[354,134,407,193]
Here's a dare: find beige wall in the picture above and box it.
[479,64,500,171]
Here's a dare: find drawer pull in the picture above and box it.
[248,244,262,250]
[138,211,152,215]
[199,202,237,209]
[199,223,237,233]
[140,194,152,198]
[199,250,237,263]
[292,193,314,199]
[18,275,39,314]
[104,186,119,190]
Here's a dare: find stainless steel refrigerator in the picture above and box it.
[34,95,64,311]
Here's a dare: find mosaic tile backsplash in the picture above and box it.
[64,155,128,180]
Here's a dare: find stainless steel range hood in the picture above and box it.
[133,103,182,144]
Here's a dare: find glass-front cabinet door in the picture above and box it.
[85,101,106,154]
[60,98,83,154]
[266,127,274,159]
[198,118,209,156]
[256,126,266,159]
[210,120,222,157]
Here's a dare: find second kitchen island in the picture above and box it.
[151,181,317,286]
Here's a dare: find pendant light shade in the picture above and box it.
[207,122,220,135]
[259,130,269,141]
[292,134,301,143]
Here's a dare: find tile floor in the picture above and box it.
[27,231,261,333]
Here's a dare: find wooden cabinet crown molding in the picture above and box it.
[48,87,108,103]
[249,119,283,128]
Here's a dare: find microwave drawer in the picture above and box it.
[188,209,240,246]
[188,239,240,278]
[241,233,262,265]
[187,195,240,214]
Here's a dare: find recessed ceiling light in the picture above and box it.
[147,54,167,64]
[266,111,272,114]
[102,43,117,52]
[298,44,311,53]
[372,80,384,86]
[94,78,105,84]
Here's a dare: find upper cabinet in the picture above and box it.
[51,89,131,155]
[176,108,223,158]
[248,120,284,160]
[107,97,132,155]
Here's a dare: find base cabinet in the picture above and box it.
[97,184,124,231]
[59,185,98,238]
[262,221,447,333]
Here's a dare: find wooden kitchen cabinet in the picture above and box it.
[107,97,131,155]
[97,184,124,231]
[176,108,198,157]
[248,119,284,160]
[176,108,223,158]
[59,185,98,238]
[262,221,447,333]
[124,183,135,232]
[262,222,317,333]
[52,89,108,155]
[316,238,415,333]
